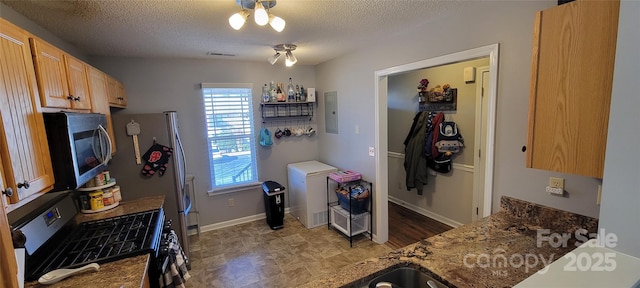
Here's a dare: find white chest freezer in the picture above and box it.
[287,161,338,228]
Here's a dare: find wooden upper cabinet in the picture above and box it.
[30,38,91,110]
[0,19,55,203]
[65,55,92,109]
[526,0,620,178]
[107,75,127,107]
[88,67,117,154]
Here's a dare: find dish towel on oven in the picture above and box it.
[160,230,191,288]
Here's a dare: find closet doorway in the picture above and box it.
[372,44,500,244]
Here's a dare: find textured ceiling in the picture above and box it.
[2,0,466,65]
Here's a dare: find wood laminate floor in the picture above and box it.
[386,201,454,250]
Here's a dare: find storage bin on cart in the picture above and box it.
[335,183,370,214]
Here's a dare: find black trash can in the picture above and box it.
[262,181,286,230]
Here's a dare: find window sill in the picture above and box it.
[207,182,263,196]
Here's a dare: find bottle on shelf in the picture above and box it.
[295,84,301,102]
[270,81,277,102]
[277,83,285,102]
[262,84,270,103]
[287,77,295,102]
[300,85,306,102]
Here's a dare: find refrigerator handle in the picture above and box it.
[176,133,187,191]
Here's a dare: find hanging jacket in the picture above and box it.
[404,111,429,195]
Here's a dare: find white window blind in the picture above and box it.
[201,83,258,191]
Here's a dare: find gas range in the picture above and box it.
[12,193,164,282]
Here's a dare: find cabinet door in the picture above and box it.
[1,19,55,203]
[526,0,620,178]
[29,38,71,108]
[107,76,127,107]
[65,55,92,110]
[88,67,117,153]
[0,158,19,288]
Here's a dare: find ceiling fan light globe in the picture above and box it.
[285,50,297,66]
[254,2,269,26]
[268,52,281,65]
[229,11,248,30]
[269,15,285,32]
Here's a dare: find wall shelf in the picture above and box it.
[260,102,314,120]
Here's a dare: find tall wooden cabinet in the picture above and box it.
[0,19,55,204]
[29,38,92,110]
[526,0,620,178]
[88,67,117,153]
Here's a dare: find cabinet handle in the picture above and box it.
[74,96,81,101]
[117,97,124,100]
[67,95,74,100]
[1,187,12,197]
[17,181,30,189]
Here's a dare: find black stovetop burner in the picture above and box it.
[25,209,164,281]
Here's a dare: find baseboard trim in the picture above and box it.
[198,208,291,233]
[388,196,464,228]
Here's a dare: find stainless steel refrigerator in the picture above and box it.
[109,111,191,261]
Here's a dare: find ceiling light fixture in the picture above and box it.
[269,44,297,66]
[229,0,285,32]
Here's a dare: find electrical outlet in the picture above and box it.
[228,198,235,207]
[368,147,375,157]
[549,177,564,189]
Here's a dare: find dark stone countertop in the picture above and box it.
[302,196,598,288]
[24,196,165,288]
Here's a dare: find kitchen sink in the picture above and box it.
[365,267,448,288]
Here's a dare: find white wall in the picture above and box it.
[89,57,318,225]
[315,0,602,219]
[598,0,640,258]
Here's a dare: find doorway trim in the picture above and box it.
[373,44,499,243]
[472,66,490,221]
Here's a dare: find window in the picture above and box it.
[202,83,258,192]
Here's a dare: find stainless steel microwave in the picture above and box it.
[43,112,112,191]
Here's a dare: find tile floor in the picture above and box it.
[185,214,393,287]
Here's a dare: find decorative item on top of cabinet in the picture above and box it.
[526,0,620,178]
[107,76,127,107]
[29,37,92,110]
[0,19,55,204]
[88,67,117,154]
